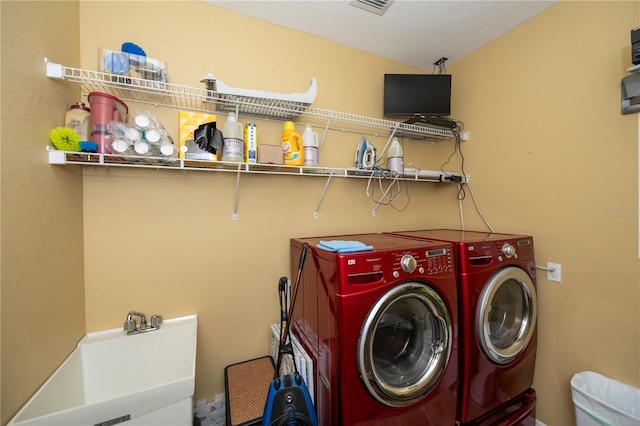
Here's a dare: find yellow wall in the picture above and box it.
[448,2,639,424]
[0,1,86,424]
[1,1,638,425]
[76,0,454,413]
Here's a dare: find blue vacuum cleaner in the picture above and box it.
[262,244,318,426]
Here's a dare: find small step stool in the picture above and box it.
[224,356,275,426]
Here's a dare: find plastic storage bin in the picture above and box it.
[571,371,640,425]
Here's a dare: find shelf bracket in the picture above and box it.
[44,57,64,79]
[378,124,401,162]
[233,164,242,220]
[318,114,333,151]
[314,170,335,218]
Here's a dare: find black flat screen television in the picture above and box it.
[383,74,452,117]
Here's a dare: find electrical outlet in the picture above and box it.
[460,132,470,141]
[547,262,561,283]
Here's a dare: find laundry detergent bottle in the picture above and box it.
[281,121,303,166]
[302,124,319,166]
[387,137,404,173]
[221,112,244,162]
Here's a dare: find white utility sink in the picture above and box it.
[8,314,197,425]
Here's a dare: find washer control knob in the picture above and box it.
[502,243,516,258]
[400,254,417,273]
[393,270,400,278]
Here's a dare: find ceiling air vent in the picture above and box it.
[349,0,395,16]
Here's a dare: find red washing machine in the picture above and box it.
[385,229,538,426]
[290,233,458,426]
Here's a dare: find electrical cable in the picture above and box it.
[466,181,495,233]
[452,118,465,133]
[365,167,410,212]
[268,244,317,426]
[535,264,556,272]
[274,243,307,378]
[440,130,466,200]
[386,170,411,212]
[437,121,495,232]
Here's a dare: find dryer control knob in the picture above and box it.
[502,243,516,258]
[400,254,417,273]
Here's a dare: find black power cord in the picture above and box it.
[440,128,467,200]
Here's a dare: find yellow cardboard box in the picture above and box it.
[178,111,217,159]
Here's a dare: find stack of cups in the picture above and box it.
[106,110,175,157]
[131,111,174,156]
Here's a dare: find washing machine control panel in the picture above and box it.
[502,243,516,258]
[464,238,535,266]
[388,246,454,278]
[515,238,535,260]
[498,239,535,262]
[400,254,417,273]
[424,247,454,275]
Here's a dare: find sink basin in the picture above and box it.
[8,314,197,425]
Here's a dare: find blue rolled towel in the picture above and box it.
[317,240,374,253]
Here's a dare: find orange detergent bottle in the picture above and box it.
[281,121,304,166]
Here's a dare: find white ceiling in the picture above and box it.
[205,0,557,70]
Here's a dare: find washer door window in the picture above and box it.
[476,266,537,365]
[358,282,452,407]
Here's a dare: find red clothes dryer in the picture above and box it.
[385,229,538,426]
[290,233,458,426]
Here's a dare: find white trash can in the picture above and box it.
[571,371,640,425]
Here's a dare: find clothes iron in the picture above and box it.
[355,137,376,169]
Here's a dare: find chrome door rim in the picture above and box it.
[357,282,452,407]
[476,266,537,364]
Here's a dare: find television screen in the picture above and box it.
[383,74,452,117]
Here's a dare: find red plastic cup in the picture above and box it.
[87,92,128,153]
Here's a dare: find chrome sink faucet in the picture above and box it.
[124,311,163,335]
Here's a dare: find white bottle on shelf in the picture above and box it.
[221,112,245,162]
[302,124,319,166]
[387,137,403,173]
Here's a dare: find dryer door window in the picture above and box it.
[476,266,537,365]
[357,282,452,407]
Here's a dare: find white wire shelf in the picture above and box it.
[45,58,454,141]
[47,149,462,183]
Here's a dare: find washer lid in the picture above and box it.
[386,229,532,244]
[358,282,452,407]
[476,266,537,364]
[293,233,441,253]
